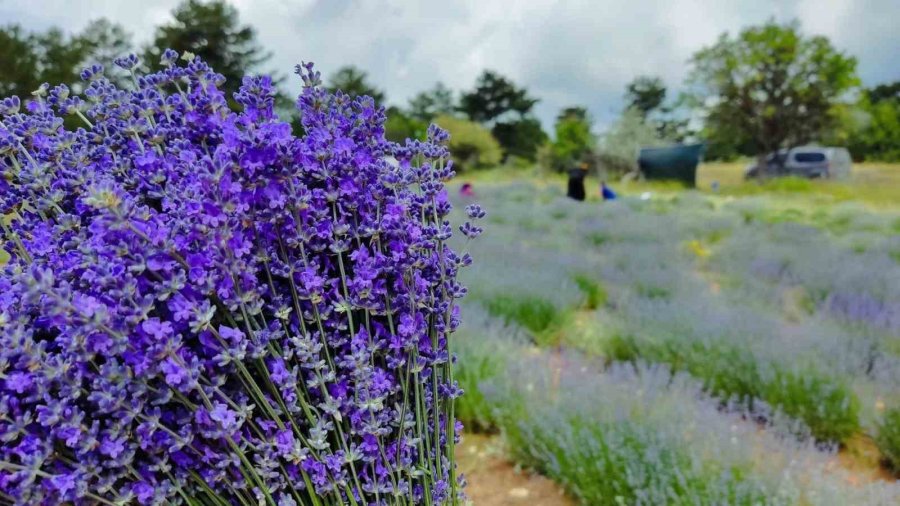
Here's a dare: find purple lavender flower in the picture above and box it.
[0,52,472,505]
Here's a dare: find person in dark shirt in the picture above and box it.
[567,163,588,201]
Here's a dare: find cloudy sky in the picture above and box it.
[3,0,898,129]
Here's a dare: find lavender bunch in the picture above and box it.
[0,52,483,505]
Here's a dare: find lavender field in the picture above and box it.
[451,179,900,505]
[3,0,900,503]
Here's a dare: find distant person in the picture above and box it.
[601,181,617,201]
[567,163,588,201]
[460,182,475,197]
[711,180,720,192]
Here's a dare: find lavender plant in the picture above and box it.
[463,183,900,450]
[480,346,900,505]
[0,53,483,505]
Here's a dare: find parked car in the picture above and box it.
[744,146,852,180]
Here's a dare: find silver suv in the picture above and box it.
[744,147,852,180]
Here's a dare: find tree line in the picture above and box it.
[2,2,898,172]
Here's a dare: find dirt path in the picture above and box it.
[834,434,897,485]
[456,433,574,506]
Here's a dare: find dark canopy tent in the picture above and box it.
[638,143,705,187]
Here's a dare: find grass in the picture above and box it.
[877,408,900,475]
[460,161,900,207]
[699,161,900,208]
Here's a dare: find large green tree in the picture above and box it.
[846,82,900,161]
[145,0,271,98]
[459,70,537,123]
[459,70,545,161]
[0,25,43,98]
[625,76,666,118]
[491,117,547,161]
[596,107,674,176]
[687,20,858,174]
[541,107,595,172]
[325,66,385,103]
[0,20,132,99]
[78,19,132,82]
[408,82,455,122]
[866,82,900,104]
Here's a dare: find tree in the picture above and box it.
[625,76,666,118]
[491,118,547,162]
[846,83,900,161]
[557,106,588,123]
[596,107,674,176]
[0,25,42,98]
[687,20,858,176]
[622,77,692,146]
[459,70,538,124]
[408,82,455,122]
[866,82,900,104]
[77,19,133,85]
[0,20,132,99]
[145,0,271,98]
[459,70,544,161]
[541,107,595,172]
[384,106,426,143]
[326,66,385,103]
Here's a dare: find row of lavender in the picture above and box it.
[577,193,900,443]
[1,55,482,505]
[461,185,900,503]
[454,310,900,505]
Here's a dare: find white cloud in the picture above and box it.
[2,0,897,129]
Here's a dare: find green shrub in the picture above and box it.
[876,407,900,474]
[484,295,557,334]
[573,274,607,309]
[589,232,609,246]
[635,283,672,300]
[384,108,426,142]
[453,330,513,432]
[604,333,641,363]
[433,114,502,170]
[764,369,861,444]
[482,295,571,346]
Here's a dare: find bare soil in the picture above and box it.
[834,433,897,485]
[456,433,574,506]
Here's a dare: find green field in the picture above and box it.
[461,162,900,208]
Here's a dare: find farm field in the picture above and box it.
[3,2,899,503]
[452,163,900,505]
